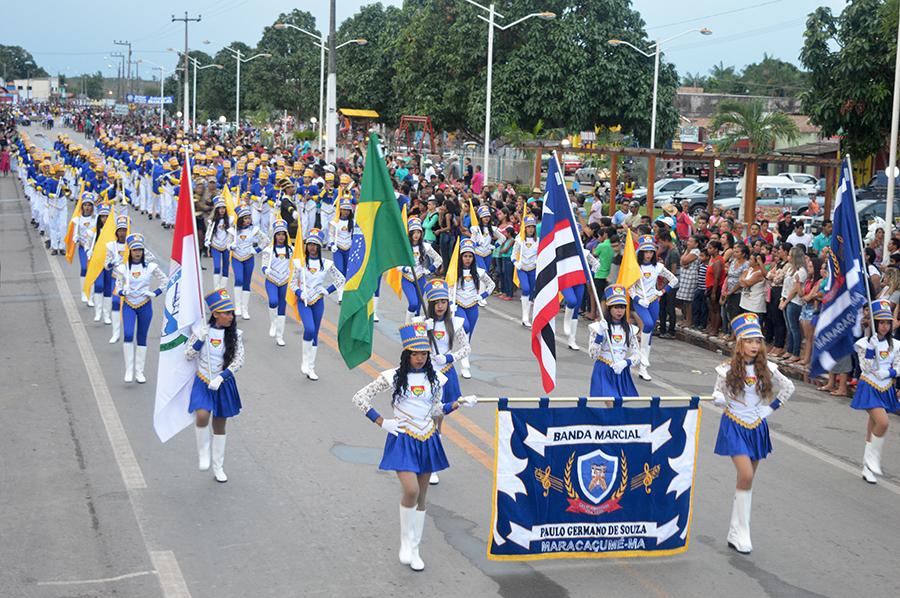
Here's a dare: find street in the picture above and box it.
[1,124,899,598]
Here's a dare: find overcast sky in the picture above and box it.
[5,0,847,81]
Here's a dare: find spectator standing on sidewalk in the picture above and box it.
[657,232,680,338]
[677,235,703,328]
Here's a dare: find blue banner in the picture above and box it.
[489,400,701,560]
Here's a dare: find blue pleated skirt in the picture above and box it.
[188,375,242,418]
[442,365,462,404]
[714,412,772,461]
[850,380,900,412]
[379,431,449,473]
[589,361,638,398]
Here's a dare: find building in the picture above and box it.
[11,77,61,102]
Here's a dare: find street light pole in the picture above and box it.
[189,58,223,135]
[884,2,900,262]
[650,43,660,150]
[325,0,338,162]
[463,1,556,186]
[172,12,201,134]
[224,47,271,131]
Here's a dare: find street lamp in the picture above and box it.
[170,50,224,134]
[608,28,712,149]
[462,1,556,185]
[136,58,170,127]
[275,22,367,153]
[223,47,271,129]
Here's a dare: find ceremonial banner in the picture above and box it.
[154,157,204,442]
[489,400,701,560]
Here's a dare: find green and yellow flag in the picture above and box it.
[337,134,415,369]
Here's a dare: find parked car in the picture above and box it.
[632,177,698,205]
[755,184,813,214]
[778,172,819,188]
[561,154,583,175]
[856,170,900,201]
[574,159,606,184]
[667,179,740,216]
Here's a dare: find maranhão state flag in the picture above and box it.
[154,152,205,442]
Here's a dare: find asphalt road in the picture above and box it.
[1,124,899,598]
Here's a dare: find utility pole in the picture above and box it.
[113,40,132,96]
[325,0,337,162]
[172,11,201,134]
[111,52,126,102]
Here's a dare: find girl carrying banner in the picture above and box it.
[627,235,678,381]
[587,284,640,398]
[851,300,900,484]
[74,193,97,303]
[712,313,794,554]
[185,289,245,483]
[101,215,130,342]
[352,322,476,572]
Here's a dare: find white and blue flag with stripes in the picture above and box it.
[809,159,867,377]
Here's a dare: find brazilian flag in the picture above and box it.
[338,133,415,368]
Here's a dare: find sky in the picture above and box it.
[3,0,848,82]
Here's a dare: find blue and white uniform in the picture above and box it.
[260,220,293,346]
[328,198,357,303]
[401,217,442,321]
[289,228,345,380]
[469,205,504,271]
[511,216,538,326]
[627,235,678,381]
[205,198,233,289]
[588,286,640,398]
[424,280,471,404]
[74,194,97,300]
[114,234,168,383]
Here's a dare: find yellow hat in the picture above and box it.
[303,169,314,178]
[325,172,335,182]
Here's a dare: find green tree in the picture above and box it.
[740,54,807,97]
[710,99,800,153]
[704,62,744,94]
[337,2,408,126]
[0,45,48,79]
[681,72,707,87]
[800,0,894,158]
[83,71,105,100]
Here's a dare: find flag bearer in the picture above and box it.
[328,198,356,303]
[185,289,245,483]
[74,193,97,302]
[451,239,493,379]
[851,299,900,484]
[205,197,232,290]
[351,322,476,572]
[511,216,538,327]
[401,217,442,323]
[712,313,794,555]
[260,220,293,347]
[228,206,267,320]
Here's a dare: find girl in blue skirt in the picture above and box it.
[352,322,476,572]
[851,299,900,484]
[424,278,472,485]
[712,313,794,555]
[186,289,245,483]
[628,234,678,381]
[587,284,639,398]
[400,217,442,323]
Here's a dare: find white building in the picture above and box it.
[12,77,60,102]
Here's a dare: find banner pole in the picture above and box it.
[476,395,713,403]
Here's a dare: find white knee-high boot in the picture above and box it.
[567,316,580,350]
[398,505,415,565]
[460,356,472,379]
[195,424,211,471]
[233,285,242,316]
[123,342,134,383]
[108,312,121,343]
[563,307,573,335]
[134,345,147,384]
[409,509,426,571]
[268,307,277,337]
[373,297,380,322]
[520,296,531,327]
[275,315,286,346]
[212,434,227,483]
[102,297,112,324]
[300,339,310,375]
[81,281,88,303]
[88,290,97,307]
[862,441,878,484]
[212,273,221,290]
[638,334,652,381]
[307,343,319,381]
[727,490,752,554]
[867,434,886,476]
[405,310,414,325]
[241,291,251,320]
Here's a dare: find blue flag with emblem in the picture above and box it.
[489,400,701,560]
[809,158,869,378]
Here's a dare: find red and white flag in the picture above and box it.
[154,154,205,442]
[531,156,588,393]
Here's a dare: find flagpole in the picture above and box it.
[846,156,874,334]
[183,144,212,383]
[551,151,605,324]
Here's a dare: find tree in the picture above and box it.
[800,0,894,159]
[710,99,799,153]
[337,3,409,126]
[83,71,105,100]
[0,45,48,79]
[682,72,707,87]
[740,54,807,97]
[704,62,744,94]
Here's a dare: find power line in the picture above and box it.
[647,0,786,31]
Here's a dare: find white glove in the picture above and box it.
[656,289,665,299]
[424,318,434,331]
[458,395,478,408]
[478,298,487,307]
[588,321,603,336]
[868,336,880,349]
[380,418,405,436]
[758,405,774,419]
[712,393,727,408]
[612,360,629,375]
[207,375,224,391]
[876,368,892,380]
[192,324,209,342]
[638,298,650,308]
[432,353,448,366]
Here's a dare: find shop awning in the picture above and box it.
[339,108,379,118]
